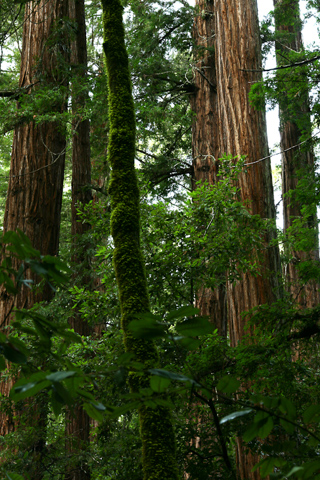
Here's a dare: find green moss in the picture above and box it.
[101,1,179,478]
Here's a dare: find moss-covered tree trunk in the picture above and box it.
[101,1,179,479]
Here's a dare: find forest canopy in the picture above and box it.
[0,0,320,479]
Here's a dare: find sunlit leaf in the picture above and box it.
[220,409,253,425]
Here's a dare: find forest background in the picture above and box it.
[1,0,320,480]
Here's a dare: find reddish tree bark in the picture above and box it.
[190,0,227,336]
[65,1,92,479]
[274,0,320,308]
[214,0,282,478]
[0,1,68,476]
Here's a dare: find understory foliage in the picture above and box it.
[1,1,320,480]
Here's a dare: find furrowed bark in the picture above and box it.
[273,0,320,308]
[0,0,68,476]
[65,1,92,479]
[101,1,179,478]
[214,1,282,478]
[191,0,227,337]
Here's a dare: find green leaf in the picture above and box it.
[243,416,274,441]
[106,401,141,419]
[166,306,199,321]
[279,397,296,420]
[83,403,103,422]
[51,381,73,406]
[128,318,166,339]
[220,409,253,425]
[286,466,304,478]
[1,344,27,364]
[176,337,201,350]
[12,379,50,401]
[150,375,171,393]
[301,460,320,479]
[303,405,320,424]
[176,316,213,337]
[6,473,25,480]
[217,376,240,394]
[50,389,63,417]
[149,368,200,386]
[280,418,295,434]
[46,371,77,382]
[253,457,277,477]
[243,422,260,442]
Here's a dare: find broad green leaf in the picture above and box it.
[303,405,320,424]
[134,312,163,322]
[50,390,63,416]
[308,436,319,447]
[128,319,166,339]
[301,460,320,479]
[243,416,274,441]
[220,409,253,425]
[176,316,213,337]
[166,306,199,321]
[286,466,304,478]
[6,473,25,480]
[258,417,274,439]
[149,368,200,386]
[150,375,171,393]
[176,336,201,350]
[46,371,77,382]
[144,400,158,408]
[217,376,240,394]
[280,418,295,434]
[83,402,104,422]
[106,401,141,418]
[12,380,50,401]
[91,402,106,412]
[279,397,296,420]
[1,344,27,364]
[51,381,73,406]
[252,457,277,477]
[243,422,260,442]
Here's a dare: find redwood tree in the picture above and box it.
[191,0,227,337]
[0,0,69,472]
[65,1,92,479]
[273,0,319,308]
[214,0,282,478]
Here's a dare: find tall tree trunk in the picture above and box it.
[190,0,227,337]
[101,1,179,478]
[187,3,227,477]
[273,0,320,308]
[214,0,281,344]
[65,1,92,479]
[214,0,282,478]
[0,0,68,474]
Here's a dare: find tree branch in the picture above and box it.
[240,54,320,73]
